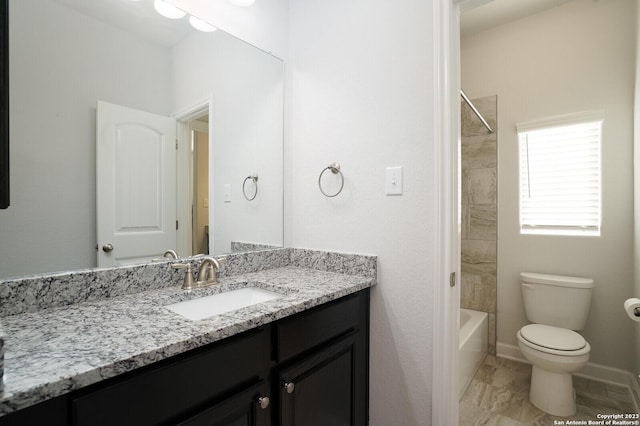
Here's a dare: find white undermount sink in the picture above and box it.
[165,287,284,320]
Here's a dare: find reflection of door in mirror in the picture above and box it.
[191,116,209,255]
[96,101,177,267]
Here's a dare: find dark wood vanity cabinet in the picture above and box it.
[0,289,369,426]
[72,328,270,426]
[274,289,369,426]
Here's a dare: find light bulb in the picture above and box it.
[153,0,186,19]
[189,16,217,33]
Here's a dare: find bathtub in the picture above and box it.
[458,308,488,399]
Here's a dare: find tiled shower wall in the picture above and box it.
[461,95,498,355]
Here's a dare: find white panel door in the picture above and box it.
[97,101,176,267]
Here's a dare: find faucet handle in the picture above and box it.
[172,263,196,290]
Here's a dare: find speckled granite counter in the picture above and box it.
[0,248,376,416]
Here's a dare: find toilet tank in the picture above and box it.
[520,272,594,330]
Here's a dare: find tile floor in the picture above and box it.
[460,355,639,425]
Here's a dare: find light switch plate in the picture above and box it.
[224,184,231,203]
[386,166,403,195]
[203,198,209,208]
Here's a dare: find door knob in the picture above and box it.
[257,396,270,409]
[283,382,295,394]
[102,243,114,253]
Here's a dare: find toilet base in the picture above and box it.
[529,365,576,417]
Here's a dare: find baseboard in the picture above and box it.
[497,342,640,412]
[496,342,527,364]
[630,374,640,414]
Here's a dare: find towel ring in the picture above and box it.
[318,163,344,198]
[242,175,259,201]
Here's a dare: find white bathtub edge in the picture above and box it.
[458,309,488,399]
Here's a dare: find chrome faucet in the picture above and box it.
[196,256,223,286]
[171,256,226,290]
[163,249,179,259]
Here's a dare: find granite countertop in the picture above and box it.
[0,265,375,416]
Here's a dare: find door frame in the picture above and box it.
[173,97,214,258]
[433,0,494,423]
[431,0,475,423]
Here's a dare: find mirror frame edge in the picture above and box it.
[0,0,8,209]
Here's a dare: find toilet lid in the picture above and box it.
[520,324,586,351]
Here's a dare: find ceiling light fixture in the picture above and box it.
[153,0,186,19]
[189,16,217,33]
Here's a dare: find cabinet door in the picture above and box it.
[72,329,268,426]
[0,395,69,426]
[278,333,358,426]
[177,380,270,426]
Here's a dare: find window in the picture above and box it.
[517,111,602,236]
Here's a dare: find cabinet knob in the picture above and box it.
[257,396,270,409]
[283,382,295,394]
[102,243,114,253]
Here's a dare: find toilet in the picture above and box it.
[516,272,593,417]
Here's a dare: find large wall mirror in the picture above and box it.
[0,0,284,279]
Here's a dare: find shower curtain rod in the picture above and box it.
[460,89,494,133]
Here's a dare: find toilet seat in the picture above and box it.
[518,324,590,356]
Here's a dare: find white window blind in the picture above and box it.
[517,112,602,236]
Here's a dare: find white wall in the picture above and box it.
[0,0,173,278]
[462,0,636,371]
[288,0,435,423]
[168,0,289,60]
[172,29,284,254]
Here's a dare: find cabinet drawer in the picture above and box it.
[276,291,367,362]
[72,328,268,426]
